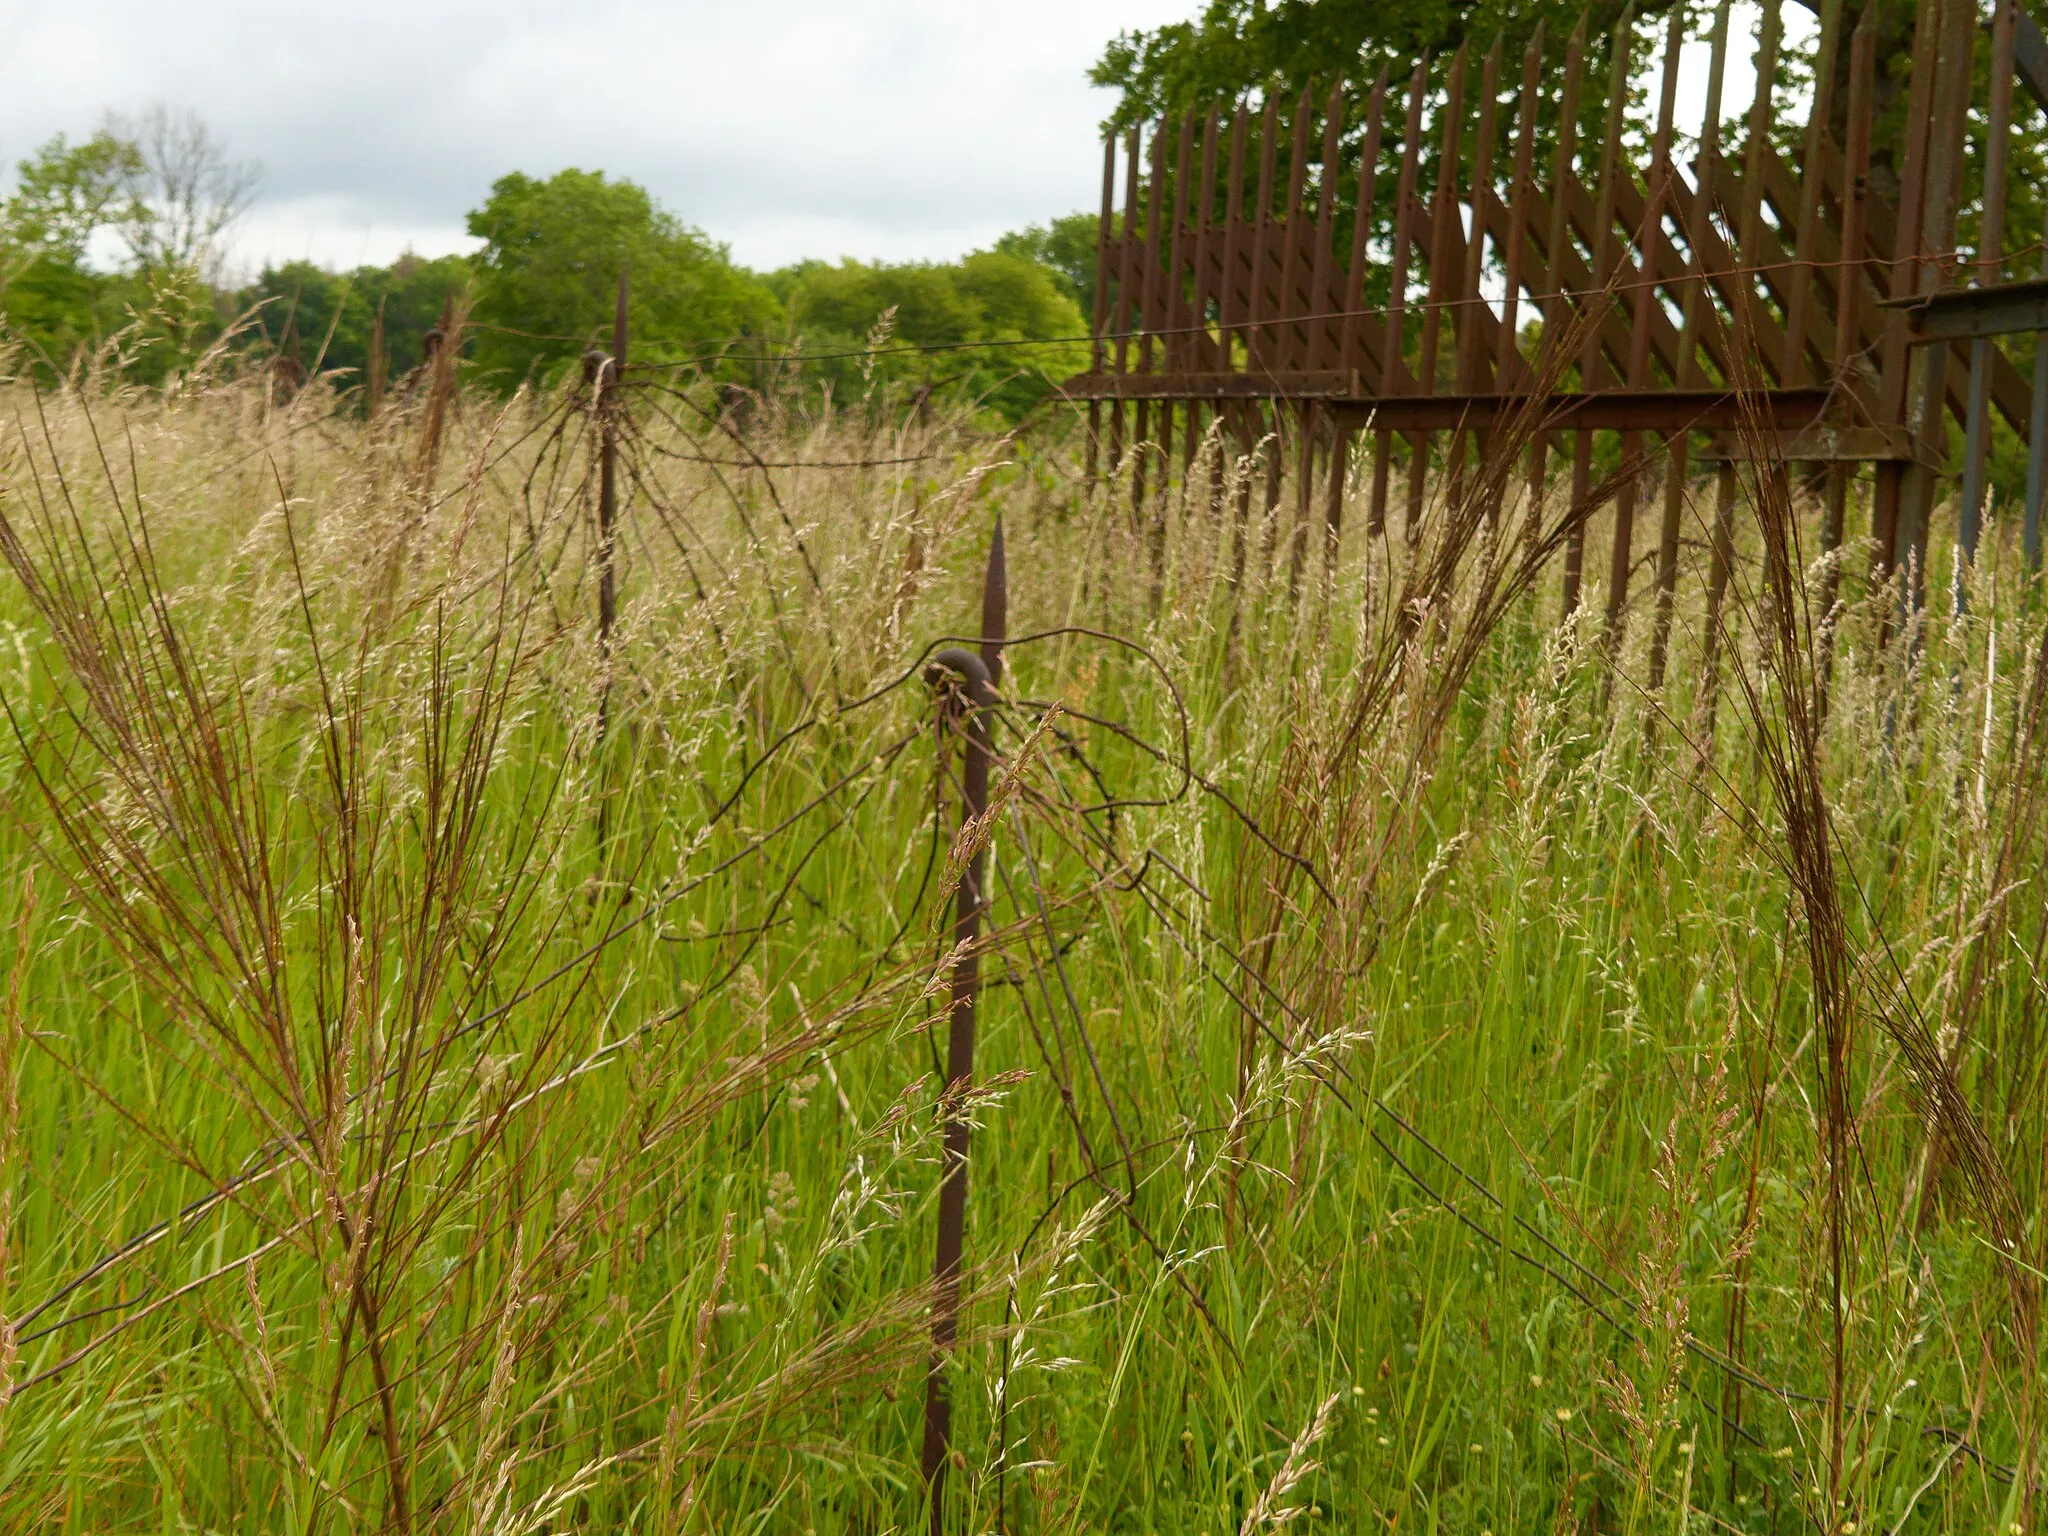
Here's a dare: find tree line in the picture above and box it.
[12,3,2043,418]
[0,109,1103,420]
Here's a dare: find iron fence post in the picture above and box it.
[919,519,1007,1534]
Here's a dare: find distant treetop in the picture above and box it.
[465,168,778,386]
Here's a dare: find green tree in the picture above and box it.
[993,211,1105,320]
[0,256,110,374]
[466,169,779,387]
[780,250,1087,420]
[5,132,141,262]
[2,133,148,377]
[243,253,471,396]
[1,115,252,383]
[785,259,981,348]
[372,253,476,375]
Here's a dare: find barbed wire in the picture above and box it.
[437,242,2036,383]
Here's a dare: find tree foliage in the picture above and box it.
[241,254,473,393]
[0,119,245,383]
[1090,0,1653,131]
[0,111,1109,418]
[775,250,1087,419]
[992,211,1104,319]
[466,169,779,387]
[5,132,141,263]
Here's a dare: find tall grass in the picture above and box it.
[0,356,2045,1535]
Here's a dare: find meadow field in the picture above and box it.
[0,352,2043,1535]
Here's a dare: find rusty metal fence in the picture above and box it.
[1065,0,2048,655]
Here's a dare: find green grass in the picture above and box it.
[0,368,2043,1535]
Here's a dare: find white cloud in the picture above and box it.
[0,0,1191,273]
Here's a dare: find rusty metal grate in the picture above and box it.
[1064,0,2048,627]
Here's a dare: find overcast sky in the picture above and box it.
[0,0,1193,277]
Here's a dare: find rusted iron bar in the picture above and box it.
[1194,105,1224,374]
[1871,0,1946,585]
[1165,113,1197,382]
[2030,213,2048,571]
[1606,8,1683,647]
[1247,96,1282,379]
[1780,0,1844,390]
[1450,40,1503,513]
[919,523,1007,1536]
[1496,24,1544,396]
[1958,0,2019,579]
[1339,72,1388,376]
[1733,0,1782,363]
[1698,0,1783,698]
[1132,126,1169,529]
[1898,0,1977,601]
[1500,24,1547,542]
[1289,401,1319,596]
[1566,13,1632,616]
[1817,9,1878,697]
[1548,20,1589,613]
[1265,85,1316,577]
[2028,1,2048,572]
[1085,136,1115,490]
[1330,69,1389,564]
[1113,130,1141,380]
[1697,462,1739,745]
[981,513,1007,687]
[1108,128,1141,481]
[1698,424,1914,463]
[1646,0,1733,698]
[1374,58,1430,538]
[1244,183,1288,547]
[1220,104,1250,376]
[1418,47,1468,402]
[1456,42,1501,402]
[1276,83,1316,381]
[1898,278,2048,342]
[1410,47,1468,538]
[2015,0,2048,110]
[1306,80,1346,376]
[1292,84,1344,590]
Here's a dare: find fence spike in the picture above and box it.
[918,641,998,1536]
[982,514,1008,686]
